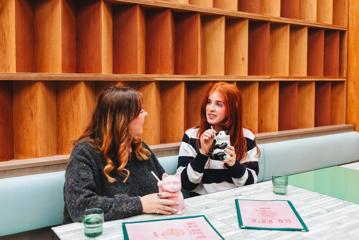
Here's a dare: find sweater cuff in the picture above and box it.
[190,152,209,173]
[228,161,246,178]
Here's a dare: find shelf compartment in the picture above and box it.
[298,81,315,128]
[315,82,331,126]
[238,0,261,14]
[331,82,345,124]
[300,0,317,22]
[270,24,290,76]
[248,21,270,75]
[333,0,348,26]
[0,82,13,161]
[225,18,248,76]
[279,82,298,130]
[258,82,279,132]
[290,26,308,76]
[262,0,281,17]
[281,0,300,19]
[324,30,340,76]
[339,31,347,77]
[174,13,201,75]
[237,82,259,133]
[307,28,324,76]
[57,82,96,154]
[145,9,174,74]
[185,82,212,129]
[201,16,225,75]
[130,82,161,144]
[160,82,186,143]
[213,0,237,11]
[0,0,16,72]
[189,0,213,8]
[113,5,145,74]
[77,0,113,73]
[13,82,57,158]
[317,0,333,24]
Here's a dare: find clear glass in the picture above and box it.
[83,208,104,238]
[272,176,288,195]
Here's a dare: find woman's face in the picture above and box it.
[206,91,226,128]
[128,109,148,137]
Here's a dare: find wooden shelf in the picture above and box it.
[315,82,332,126]
[307,28,324,76]
[279,82,298,130]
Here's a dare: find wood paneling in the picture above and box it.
[290,26,308,76]
[0,0,16,72]
[279,82,298,130]
[189,0,213,8]
[331,82,346,124]
[237,82,259,133]
[213,0,237,11]
[57,82,96,154]
[113,5,145,73]
[259,82,279,132]
[315,82,331,126]
[13,82,57,158]
[298,82,315,128]
[0,82,13,161]
[248,22,270,75]
[174,13,201,74]
[281,0,300,19]
[324,30,340,76]
[201,16,225,75]
[307,29,324,76]
[333,0,348,26]
[270,24,290,76]
[317,0,333,24]
[146,9,174,74]
[300,0,317,22]
[225,19,248,76]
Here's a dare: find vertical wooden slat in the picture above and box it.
[186,82,212,129]
[146,9,174,74]
[62,0,76,73]
[15,0,34,72]
[317,0,333,24]
[262,0,281,17]
[101,1,113,74]
[298,82,315,128]
[131,82,161,145]
[113,5,145,73]
[290,26,308,76]
[324,30,340,76]
[315,82,331,126]
[340,31,347,77]
[258,82,279,132]
[213,0,237,11]
[201,16,225,75]
[0,0,16,72]
[270,24,290,76]
[57,82,96,154]
[248,22,270,75]
[279,82,298,130]
[189,0,213,8]
[347,0,359,131]
[0,82,13,161]
[225,19,248,76]
[281,0,300,19]
[13,82,57,158]
[237,82,259,133]
[333,0,348,26]
[174,13,201,75]
[331,82,346,124]
[300,0,317,22]
[307,29,324,76]
[160,82,185,143]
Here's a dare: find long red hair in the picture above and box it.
[198,82,247,160]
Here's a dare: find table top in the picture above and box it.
[53,162,359,240]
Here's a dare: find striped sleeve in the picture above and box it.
[229,129,259,187]
[177,129,208,191]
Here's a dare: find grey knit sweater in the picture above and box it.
[63,140,164,223]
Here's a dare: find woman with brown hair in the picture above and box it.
[64,86,177,223]
[177,82,260,197]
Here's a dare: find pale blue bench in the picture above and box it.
[1,131,359,236]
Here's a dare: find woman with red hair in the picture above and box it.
[177,82,260,196]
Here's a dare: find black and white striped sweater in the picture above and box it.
[177,128,259,196]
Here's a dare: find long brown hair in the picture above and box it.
[76,86,150,183]
[198,82,247,160]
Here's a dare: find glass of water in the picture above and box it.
[272,176,288,195]
[83,208,104,238]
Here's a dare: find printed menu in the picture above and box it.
[122,215,224,240]
[235,199,308,231]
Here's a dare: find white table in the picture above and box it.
[53,162,359,240]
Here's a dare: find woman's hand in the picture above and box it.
[199,128,217,155]
[140,192,178,215]
[223,145,236,167]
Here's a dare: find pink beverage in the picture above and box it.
[158,173,185,214]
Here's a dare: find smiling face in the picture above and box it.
[206,91,227,130]
[128,109,148,137]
